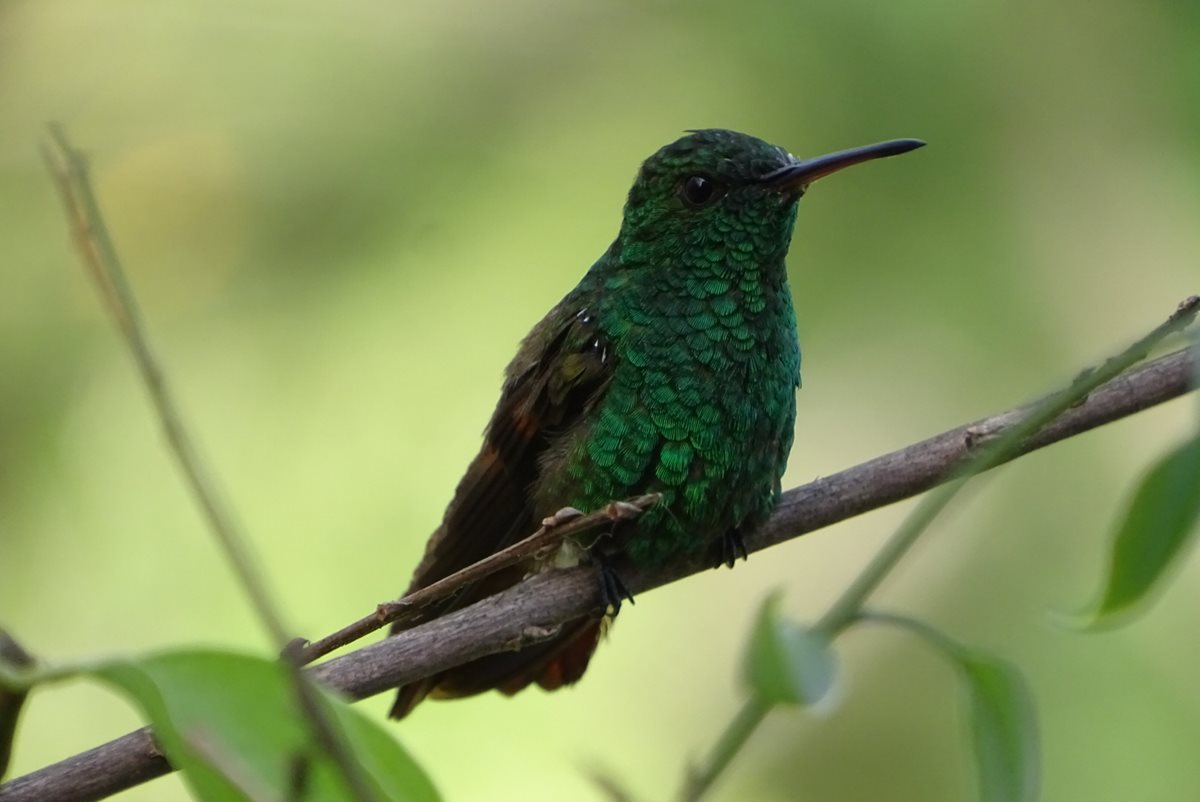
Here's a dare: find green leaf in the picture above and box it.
[958,654,1040,802]
[329,692,441,802]
[742,591,837,708]
[863,613,1039,802]
[1064,434,1200,629]
[93,649,439,802]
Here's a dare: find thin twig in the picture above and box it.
[678,697,771,802]
[40,127,289,665]
[677,296,1197,801]
[853,610,968,657]
[296,494,661,665]
[39,126,380,802]
[2,342,1195,802]
[816,294,1199,634]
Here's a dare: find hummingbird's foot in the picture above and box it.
[716,528,749,569]
[593,556,635,615]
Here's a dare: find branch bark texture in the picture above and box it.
[1,347,1195,802]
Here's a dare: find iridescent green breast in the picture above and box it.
[536,255,801,568]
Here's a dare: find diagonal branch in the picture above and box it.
[38,126,379,802]
[2,341,1194,802]
[294,494,662,666]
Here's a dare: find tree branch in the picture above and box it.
[294,495,662,666]
[2,344,1194,802]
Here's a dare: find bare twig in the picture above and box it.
[3,342,1194,802]
[296,495,661,665]
[39,126,379,802]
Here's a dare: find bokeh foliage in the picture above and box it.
[2,1,1199,800]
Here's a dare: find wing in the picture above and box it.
[389,297,613,718]
[403,299,613,598]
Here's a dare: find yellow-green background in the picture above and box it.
[3,1,1199,800]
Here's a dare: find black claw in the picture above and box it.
[718,528,749,569]
[734,531,749,562]
[593,557,635,615]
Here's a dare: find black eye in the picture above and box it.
[680,175,722,207]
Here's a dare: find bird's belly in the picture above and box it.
[535,362,795,568]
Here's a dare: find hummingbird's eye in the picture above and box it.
[680,175,722,207]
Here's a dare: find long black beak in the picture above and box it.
[763,139,925,193]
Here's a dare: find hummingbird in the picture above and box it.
[389,129,924,719]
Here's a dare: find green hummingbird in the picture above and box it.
[390,129,923,719]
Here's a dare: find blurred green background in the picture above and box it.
[2,1,1199,800]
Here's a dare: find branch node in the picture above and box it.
[604,501,645,521]
[963,419,1006,450]
[542,507,584,527]
[280,638,309,663]
[503,625,561,652]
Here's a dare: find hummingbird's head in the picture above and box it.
[617,129,923,269]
